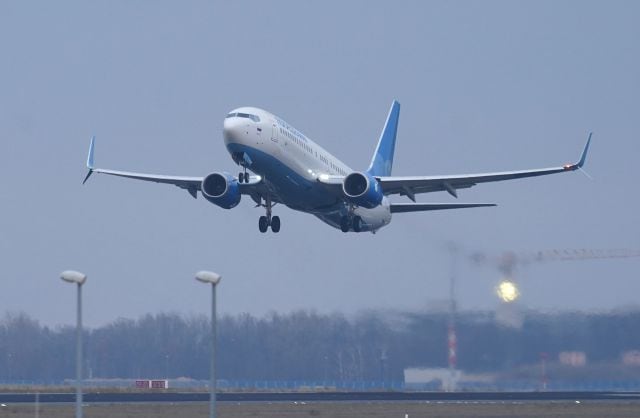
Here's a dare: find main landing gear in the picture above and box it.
[258,196,280,233]
[259,215,280,233]
[340,215,362,233]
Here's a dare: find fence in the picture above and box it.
[2,379,640,392]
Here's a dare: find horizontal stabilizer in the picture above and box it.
[390,202,496,213]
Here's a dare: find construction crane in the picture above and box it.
[442,245,640,387]
[468,248,640,302]
[440,247,640,388]
[446,243,459,391]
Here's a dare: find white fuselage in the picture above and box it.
[222,107,392,232]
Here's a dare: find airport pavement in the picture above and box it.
[2,391,640,403]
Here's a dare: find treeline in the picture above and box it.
[1,309,640,382]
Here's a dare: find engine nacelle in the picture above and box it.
[342,172,383,209]
[201,172,241,209]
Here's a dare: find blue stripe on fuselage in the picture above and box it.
[226,143,341,212]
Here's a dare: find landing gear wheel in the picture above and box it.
[352,216,362,233]
[258,216,269,233]
[340,216,350,233]
[238,172,244,183]
[271,216,281,233]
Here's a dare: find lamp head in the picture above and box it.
[60,270,87,285]
[195,271,222,285]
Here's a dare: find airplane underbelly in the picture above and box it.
[227,143,336,209]
[313,199,392,233]
[273,179,337,210]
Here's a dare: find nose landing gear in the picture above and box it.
[238,168,250,183]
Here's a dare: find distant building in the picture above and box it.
[622,350,640,366]
[404,368,493,391]
[558,351,587,367]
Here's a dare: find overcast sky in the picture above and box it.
[1,1,638,327]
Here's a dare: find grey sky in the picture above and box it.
[1,1,638,327]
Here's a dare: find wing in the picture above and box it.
[82,136,261,199]
[378,134,592,200]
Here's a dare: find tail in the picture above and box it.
[367,100,400,177]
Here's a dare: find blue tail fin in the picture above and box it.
[367,100,400,177]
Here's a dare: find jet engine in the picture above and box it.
[342,172,384,209]
[201,172,241,209]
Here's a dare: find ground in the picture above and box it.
[2,401,640,418]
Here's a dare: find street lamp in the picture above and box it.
[60,270,87,418]
[195,271,222,418]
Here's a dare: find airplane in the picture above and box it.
[83,100,591,233]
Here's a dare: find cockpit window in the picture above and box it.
[225,113,260,122]
[237,113,260,122]
[226,112,260,122]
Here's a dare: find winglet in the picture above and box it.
[83,136,96,184]
[87,136,95,169]
[576,132,592,168]
[563,133,592,171]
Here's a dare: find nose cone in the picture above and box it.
[223,117,247,145]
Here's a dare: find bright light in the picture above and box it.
[496,280,520,303]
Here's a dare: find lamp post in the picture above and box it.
[195,271,222,418]
[60,270,87,418]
